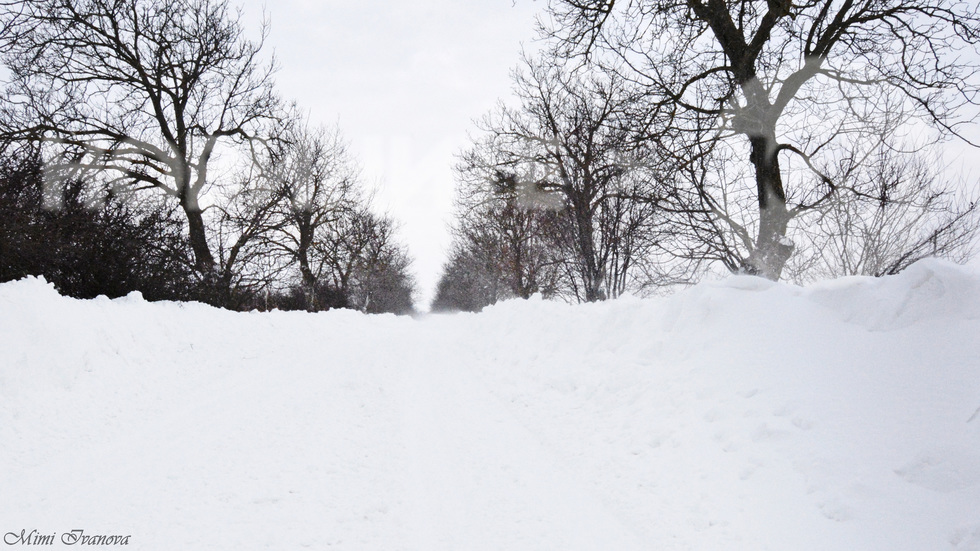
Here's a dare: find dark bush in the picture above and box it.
[0,154,195,301]
[264,282,350,312]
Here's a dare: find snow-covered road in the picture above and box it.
[2,259,980,550]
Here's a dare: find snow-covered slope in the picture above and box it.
[1,258,978,550]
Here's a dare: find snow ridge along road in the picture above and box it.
[1,258,979,550]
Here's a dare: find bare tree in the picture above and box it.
[460,55,668,302]
[320,208,416,314]
[345,214,416,315]
[477,182,562,300]
[433,170,563,312]
[646,124,773,280]
[786,145,980,281]
[431,247,503,312]
[209,161,286,307]
[0,0,279,275]
[209,112,416,314]
[543,0,980,280]
[252,117,361,309]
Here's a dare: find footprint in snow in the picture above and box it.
[950,525,980,550]
[896,450,980,493]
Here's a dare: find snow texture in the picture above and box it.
[1,257,978,550]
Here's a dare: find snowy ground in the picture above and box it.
[2,258,979,550]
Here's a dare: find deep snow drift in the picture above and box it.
[1,258,979,550]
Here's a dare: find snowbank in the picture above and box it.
[1,259,978,550]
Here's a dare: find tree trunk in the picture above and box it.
[176,158,215,278]
[182,203,215,275]
[571,198,604,302]
[297,225,316,310]
[298,252,316,310]
[746,134,793,280]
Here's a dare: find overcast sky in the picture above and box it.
[239,1,544,307]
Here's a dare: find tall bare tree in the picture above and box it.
[0,0,279,275]
[254,117,361,309]
[209,160,286,307]
[461,56,668,302]
[543,0,980,279]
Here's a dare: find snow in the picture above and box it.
[1,258,979,550]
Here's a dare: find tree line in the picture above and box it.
[0,0,415,314]
[433,0,980,312]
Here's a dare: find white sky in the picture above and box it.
[239,1,544,308]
